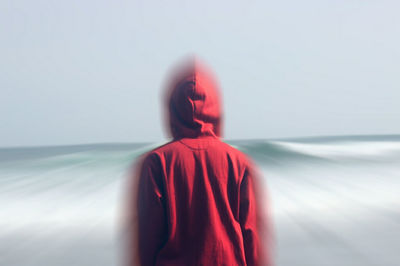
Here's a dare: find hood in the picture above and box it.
[165,59,223,139]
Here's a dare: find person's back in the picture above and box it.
[129,59,270,266]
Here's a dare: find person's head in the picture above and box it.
[163,56,223,139]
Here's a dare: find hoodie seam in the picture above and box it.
[192,74,196,120]
[178,139,210,151]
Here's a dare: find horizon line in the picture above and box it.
[1,133,400,150]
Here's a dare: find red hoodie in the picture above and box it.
[129,60,270,266]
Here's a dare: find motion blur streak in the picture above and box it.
[1,135,399,265]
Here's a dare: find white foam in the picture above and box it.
[273,140,400,159]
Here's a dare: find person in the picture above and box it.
[127,58,271,266]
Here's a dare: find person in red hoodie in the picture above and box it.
[127,58,271,266]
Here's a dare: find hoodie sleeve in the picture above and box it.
[239,165,270,266]
[136,153,167,266]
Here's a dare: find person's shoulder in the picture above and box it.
[150,140,183,154]
[134,141,171,166]
[216,140,254,166]
[139,140,180,161]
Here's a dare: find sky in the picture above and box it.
[1,0,399,147]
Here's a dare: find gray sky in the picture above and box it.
[1,0,399,147]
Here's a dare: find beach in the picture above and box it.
[1,136,399,265]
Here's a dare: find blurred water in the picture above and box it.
[1,136,399,265]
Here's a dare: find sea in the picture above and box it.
[1,135,399,266]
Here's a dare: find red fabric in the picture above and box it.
[131,60,269,266]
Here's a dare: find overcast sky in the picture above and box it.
[1,0,399,147]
